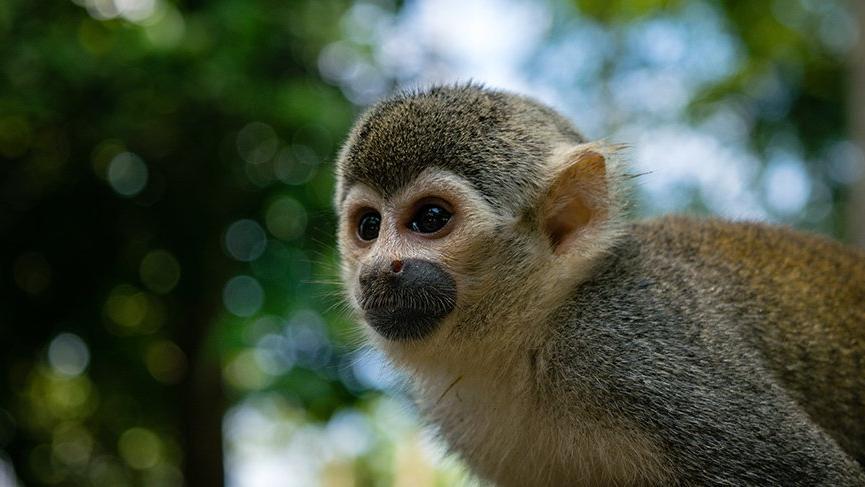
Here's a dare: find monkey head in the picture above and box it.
[335,84,623,348]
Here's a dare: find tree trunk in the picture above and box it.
[180,301,225,487]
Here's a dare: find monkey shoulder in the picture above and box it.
[545,214,865,401]
[535,214,865,485]
[592,215,865,324]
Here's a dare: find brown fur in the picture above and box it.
[639,216,865,461]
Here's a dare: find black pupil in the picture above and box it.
[410,205,451,234]
[358,212,380,240]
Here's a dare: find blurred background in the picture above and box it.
[1,0,864,485]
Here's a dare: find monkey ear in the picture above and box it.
[539,146,609,255]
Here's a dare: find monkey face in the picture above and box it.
[337,168,506,342]
[335,86,618,347]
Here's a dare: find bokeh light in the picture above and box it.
[764,155,812,216]
[237,122,279,165]
[144,340,187,384]
[103,285,165,335]
[118,427,161,470]
[223,275,265,317]
[52,422,93,467]
[139,250,181,294]
[107,152,149,197]
[113,0,156,23]
[47,334,90,378]
[264,197,307,241]
[223,349,274,391]
[225,220,268,263]
[273,145,320,186]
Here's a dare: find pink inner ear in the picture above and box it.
[546,196,592,253]
[542,150,607,255]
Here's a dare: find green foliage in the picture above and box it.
[0,0,367,484]
[574,0,854,237]
[575,0,684,22]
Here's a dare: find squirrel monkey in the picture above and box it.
[334,84,865,486]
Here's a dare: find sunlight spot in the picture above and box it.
[107,152,148,197]
[265,197,307,241]
[764,156,811,216]
[48,333,90,378]
[225,219,267,262]
[223,275,264,317]
[119,428,162,470]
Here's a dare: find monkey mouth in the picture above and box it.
[363,306,451,341]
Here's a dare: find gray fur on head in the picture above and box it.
[335,83,585,214]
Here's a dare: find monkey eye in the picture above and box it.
[357,211,381,241]
[409,204,452,234]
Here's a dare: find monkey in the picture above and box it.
[334,83,865,486]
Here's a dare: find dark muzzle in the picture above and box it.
[357,258,457,341]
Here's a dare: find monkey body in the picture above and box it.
[544,217,865,485]
[335,85,865,485]
[385,217,865,486]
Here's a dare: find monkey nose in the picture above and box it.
[390,259,404,273]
